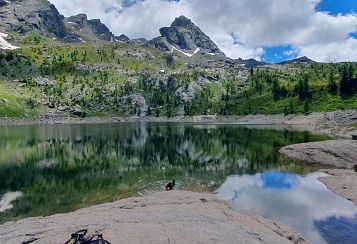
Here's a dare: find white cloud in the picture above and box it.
[217,172,357,243]
[49,0,357,62]
[298,38,357,62]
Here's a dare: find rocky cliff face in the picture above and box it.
[159,16,222,55]
[65,14,114,42]
[0,0,67,38]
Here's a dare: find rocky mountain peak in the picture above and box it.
[0,0,67,38]
[159,15,222,55]
[171,15,193,28]
[67,14,88,26]
[65,14,114,42]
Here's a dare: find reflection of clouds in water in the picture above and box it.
[217,172,357,244]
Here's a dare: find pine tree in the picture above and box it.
[328,70,337,94]
[340,64,351,97]
[303,100,310,115]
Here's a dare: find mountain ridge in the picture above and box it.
[0,0,316,65]
[278,56,315,65]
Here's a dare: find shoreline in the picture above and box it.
[1,109,356,137]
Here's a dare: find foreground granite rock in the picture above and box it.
[279,140,357,169]
[0,191,305,244]
[319,169,357,206]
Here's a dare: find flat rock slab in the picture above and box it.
[279,140,357,169]
[319,169,357,206]
[0,191,305,244]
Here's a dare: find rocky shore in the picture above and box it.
[279,140,357,169]
[1,109,356,136]
[280,140,357,207]
[1,109,356,242]
[0,191,305,244]
[319,169,357,206]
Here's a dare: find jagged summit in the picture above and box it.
[0,0,67,38]
[67,14,88,26]
[278,56,315,65]
[171,15,193,28]
[65,14,114,42]
[157,15,222,56]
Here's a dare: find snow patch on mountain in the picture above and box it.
[170,45,200,57]
[0,32,19,50]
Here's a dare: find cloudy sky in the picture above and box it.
[49,0,357,63]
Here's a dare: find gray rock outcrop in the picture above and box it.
[0,191,306,244]
[115,34,130,42]
[234,58,267,68]
[65,14,114,41]
[279,140,357,169]
[0,0,67,38]
[159,15,222,55]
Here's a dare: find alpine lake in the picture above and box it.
[0,123,356,243]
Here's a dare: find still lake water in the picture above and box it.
[0,123,356,243]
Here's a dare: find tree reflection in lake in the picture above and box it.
[0,123,330,224]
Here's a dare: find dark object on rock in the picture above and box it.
[165,180,175,191]
[354,164,357,173]
[200,198,208,203]
[352,135,357,141]
[64,229,111,244]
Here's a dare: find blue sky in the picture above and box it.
[262,0,356,63]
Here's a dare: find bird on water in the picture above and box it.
[165,180,175,191]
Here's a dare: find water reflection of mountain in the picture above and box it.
[0,123,330,224]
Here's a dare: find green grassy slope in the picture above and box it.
[0,33,356,118]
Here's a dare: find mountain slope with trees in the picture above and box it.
[0,0,356,119]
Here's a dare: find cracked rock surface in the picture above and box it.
[0,191,305,244]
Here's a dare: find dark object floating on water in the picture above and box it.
[352,134,357,141]
[200,198,208,203]
[64,229,111,244]
[165,180,175,191]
